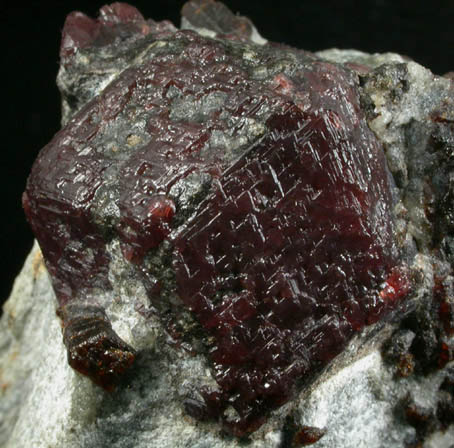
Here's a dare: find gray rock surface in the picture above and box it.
[1,245,453,447]
[2,3,454,447]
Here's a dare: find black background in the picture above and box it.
[1,0,453,307]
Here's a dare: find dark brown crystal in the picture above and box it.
[57,304,136,391]
[23,1,409,436]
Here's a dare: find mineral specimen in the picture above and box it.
[23,0,412,436]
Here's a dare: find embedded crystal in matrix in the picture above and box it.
[23,0,409,436]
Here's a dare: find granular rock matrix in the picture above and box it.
[22,0,426,437]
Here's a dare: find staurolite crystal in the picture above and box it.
[23,0,411,436]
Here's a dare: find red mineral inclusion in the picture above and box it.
[23,1,409,437]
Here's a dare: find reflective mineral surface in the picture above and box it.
[23,0,410,436]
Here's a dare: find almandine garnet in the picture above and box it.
[23,1,409,436]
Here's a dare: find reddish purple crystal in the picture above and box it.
[23,2,409,436]
[173,105,399,434]
[60,3,175,62]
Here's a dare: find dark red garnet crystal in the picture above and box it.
[23,1,408,437]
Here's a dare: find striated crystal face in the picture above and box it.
[173,105,402,434]
[23,1,409,437]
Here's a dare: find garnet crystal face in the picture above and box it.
[173,105,400,434]
[23,1,408,436]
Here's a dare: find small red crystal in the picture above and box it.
[60,2,151,62]
[293,426,326,446]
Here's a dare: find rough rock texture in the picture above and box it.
[2,1,454,447]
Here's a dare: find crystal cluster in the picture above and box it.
[23,0,409,436]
